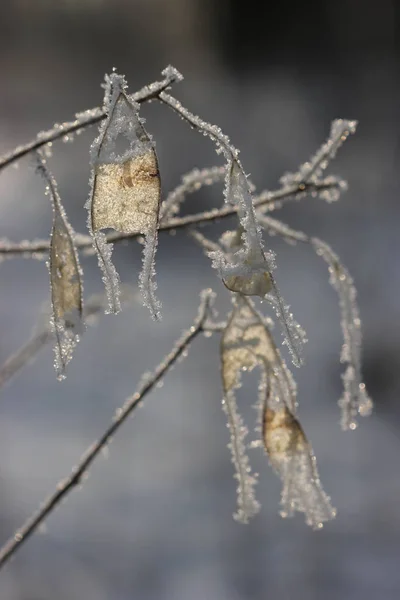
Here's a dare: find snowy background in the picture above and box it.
[0,0,400,598]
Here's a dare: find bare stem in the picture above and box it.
[0,290,214,569]
[0,289,136,395]
[0,68,181,172]
[0,179,337,258]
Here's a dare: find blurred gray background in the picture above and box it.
[0,0,399,598]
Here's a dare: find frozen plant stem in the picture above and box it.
[0,289,136,395]
[0,68,182,172]
[257,214,371,428]
[0,179,337,259]
[0,291,214,570]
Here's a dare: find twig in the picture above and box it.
[257,214,372,428]
[0,290,214,569]
[0,67,182,172]
[0,180,338,259]
[0,288,137,394]
[0,330,52,391]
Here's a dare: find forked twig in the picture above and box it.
[0,179,337,259]
[0,290,214,569]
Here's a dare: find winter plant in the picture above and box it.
[0,66,372,566]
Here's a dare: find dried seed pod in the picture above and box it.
[221,298,276,392]
[36,152,83,380]
[262,398,336,529]
[214,161,273,298]
[87,72,161,317]
[220,298,279,523]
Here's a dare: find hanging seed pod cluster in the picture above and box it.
[0,67,373,546]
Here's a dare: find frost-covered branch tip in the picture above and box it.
[220,297,335,527]
[0,66,182,172]
[279,119,356,203]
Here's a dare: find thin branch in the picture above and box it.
[0,330,52,390]
[0,180,337,259]
[0,288,137,394]
[257,214,372,428]
[0,290,214,569]
[159,166,226,222]
[0,67,182,172]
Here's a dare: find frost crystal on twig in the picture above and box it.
[312,238,372,429]
[257,214,372,429]
[192,221,306,368]
[0,286,136,393]
[221,391,260,523]
[265,275,307,369]
[160,166,225,222]
[220,297,334,528]
[36,152,83,380]
[159,94,274,300]
[280,119,357,193]
[87,72,161,317]
[213,160,273,297]
[220,299,276,522]
[0,68,375,560]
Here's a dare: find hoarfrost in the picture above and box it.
[222,391,260,523]
[220,297,333,527]
[159,94,274,301]
[280,119,357,190]
[262,399,336,529]
[220,299,274,522]
[192,218,305,369]
[160,166,225,222]
[212,160,273,298]
[87,72,161,318]
[257,213,372,429]
[36,152,83,380]
[160,65,184,84]
[312,238,372,429]
[265,280,307,369]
